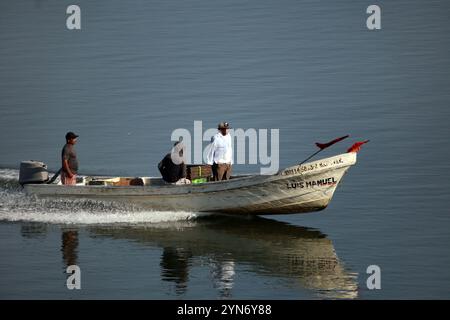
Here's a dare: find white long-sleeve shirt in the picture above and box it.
[206,132,233,165]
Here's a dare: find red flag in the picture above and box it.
[315,135,349,150]
[347,140,370,153]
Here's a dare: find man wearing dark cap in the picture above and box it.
[206,122,233,181]
[61,131,79,185]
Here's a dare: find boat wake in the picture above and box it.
[0,168,206,225]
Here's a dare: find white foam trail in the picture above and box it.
[0,168,19,180]
[0,209,205,225]
[0,167,211,225]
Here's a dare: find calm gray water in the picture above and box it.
[1,0,450,299]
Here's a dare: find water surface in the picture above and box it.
[1,0,450,299]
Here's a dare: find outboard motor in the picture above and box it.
[19,161,49,185]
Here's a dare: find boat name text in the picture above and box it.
[287,177,337,189]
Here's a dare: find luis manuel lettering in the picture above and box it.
[287,177,337,189]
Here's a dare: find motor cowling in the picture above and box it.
[19,161,49,185]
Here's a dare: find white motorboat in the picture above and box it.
[21,152,357,215]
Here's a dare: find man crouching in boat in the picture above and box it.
[158,141,191,185]
[61,131,79,185]
[207,122,233,181]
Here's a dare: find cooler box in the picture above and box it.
[187,165,212,181]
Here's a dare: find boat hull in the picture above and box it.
[23,153,357,215]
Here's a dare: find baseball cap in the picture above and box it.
[218,122,230,129]
[65,131,79,140]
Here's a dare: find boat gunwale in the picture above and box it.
[23,153,357,196]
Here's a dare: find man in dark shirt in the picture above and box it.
[158,141,188,184]
[61,131,79,185]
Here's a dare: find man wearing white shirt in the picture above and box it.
[207,122,233,181]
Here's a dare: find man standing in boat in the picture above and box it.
[61,131,79,185]
[207,122,233,181]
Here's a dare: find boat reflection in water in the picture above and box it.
[61,229,79,267]
[89,216,358,299]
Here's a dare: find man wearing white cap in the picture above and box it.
[207,122,233,181]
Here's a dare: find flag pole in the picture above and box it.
[298,135,349,166]
[299,149,323,166]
